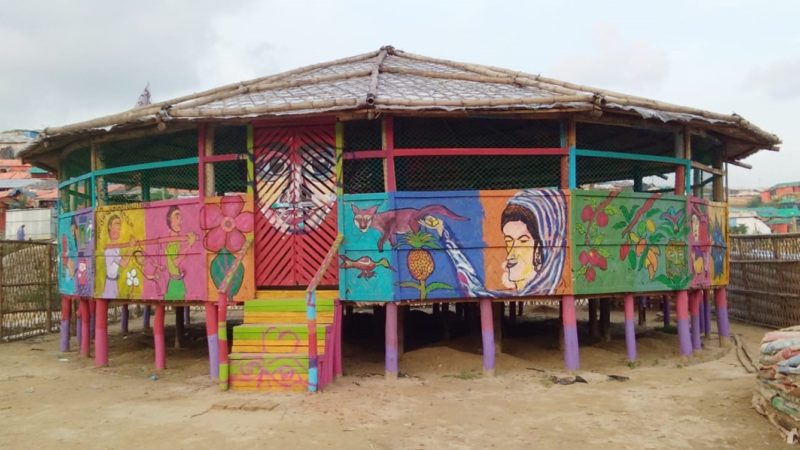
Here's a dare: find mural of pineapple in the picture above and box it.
[399,230,453,300]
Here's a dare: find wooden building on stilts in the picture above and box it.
[20,46,780,391]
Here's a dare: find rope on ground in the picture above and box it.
[732,333,757,373]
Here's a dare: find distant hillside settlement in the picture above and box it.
[0,130,57,240]
[730,182,800,234]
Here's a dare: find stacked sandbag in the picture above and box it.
[753,326,800,444]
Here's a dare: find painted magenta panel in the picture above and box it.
[58,208,94,296]
[708,201,729,286]
[340,189,571,301]
[202,195,256,302]
[688,197,712,289]
[571,190,690,295]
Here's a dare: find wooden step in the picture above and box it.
[232,323,328,354]
[244,299,335,313]
[243,311,334,325]
[254,289,338,301]
[229,353,309,392]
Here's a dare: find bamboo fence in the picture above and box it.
[729,233,800,328]
[0,240,58,342]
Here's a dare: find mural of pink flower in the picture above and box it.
[200,196,254,253]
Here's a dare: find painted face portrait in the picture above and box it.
[256,141,336,234]
[168,207,182,233]
[501,204,543,290]
[108,216,122,241]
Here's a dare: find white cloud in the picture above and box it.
[744,58,800,100]
[549,22,670,93]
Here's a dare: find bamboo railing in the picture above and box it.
[729,233,800,328]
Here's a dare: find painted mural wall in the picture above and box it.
[201,194,256,302]
[708,201,729,286]
[572,190,692,295]
[94,199,206,301]
[58,208,94,296]
[340,189,571,301]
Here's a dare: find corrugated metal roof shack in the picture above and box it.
[20,46,780,392]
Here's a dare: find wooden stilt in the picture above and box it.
[517,301,523,317]
[94,299,109,367]
[479,299,495,376]
[154,305,166,370]
[588,298,599,339]
[397,305,405,357]
[493,302,503,355]
[600,298,611,343]
[509,300,517,323]
[143,305,151,329]
[562,296,580,371]
[174,306,184,349]
[703,289,712,339]
[120,304,129,335]
[662,295,671,328]
[385,303,398,380]
[637,297,646,326]
[441,302,450,341]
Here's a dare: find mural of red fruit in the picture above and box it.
[585,267,596,281]
[581,205,594,222]
[579,250,589,265]
[588,249,600,265]
[620,243,630,259]
[596,211,608,227]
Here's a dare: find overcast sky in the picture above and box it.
[1,0,797,188]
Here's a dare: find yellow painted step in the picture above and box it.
[254,289,338,301]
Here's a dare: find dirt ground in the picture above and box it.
[0,306,790,450]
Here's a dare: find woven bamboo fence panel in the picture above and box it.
[729,233,800,328]
[0,241,57,342]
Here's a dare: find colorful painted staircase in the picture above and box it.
[228,289,342,392]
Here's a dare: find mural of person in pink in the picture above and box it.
[102,215,135,298]
[162,205,197,300]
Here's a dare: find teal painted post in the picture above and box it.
[307,290,318,392]
[569,147,577,189]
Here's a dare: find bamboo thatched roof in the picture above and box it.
[20,45,780,166]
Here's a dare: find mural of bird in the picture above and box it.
[339,255,395,279]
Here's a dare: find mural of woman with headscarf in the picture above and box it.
[162,205,197,300]
[422,189,567,297]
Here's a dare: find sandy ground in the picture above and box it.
[0,307,790,450]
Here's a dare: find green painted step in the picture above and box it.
[243,299,335,313]
[233,323,329,338]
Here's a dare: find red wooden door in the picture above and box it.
[253,125,338,287]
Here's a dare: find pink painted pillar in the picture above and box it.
[79,299,90,357]
[94,299,109,367]
[154,305,166,370]
[479,299,496,376]
[676,291,692,356]
[205,303,219,379]
[59,296,71,353]
[385,303,398,380]
[714,287,731,347]
[562,296,579,371]
[623,294,637,362]
[690,290,702,351]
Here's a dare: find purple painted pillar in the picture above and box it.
[385,303,398,380]
[479,299,496,376]
[690,291,702,351]
[60,296,71,353]
[143,305,151,329]
[623,294,637,362]
[120,304,129,335]
[714,287,731,347]
[205,303,219,379]
[703,289,712,339]
[562,296,580,371]
[676,291,692,356]
[662,295,671,328]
